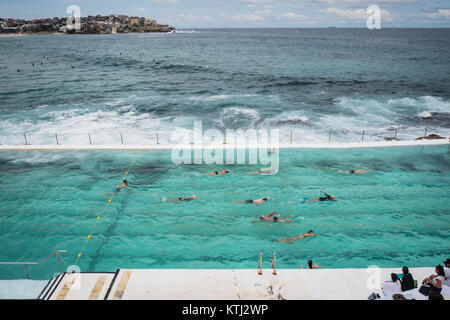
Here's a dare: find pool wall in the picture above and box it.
[0,138,448,150]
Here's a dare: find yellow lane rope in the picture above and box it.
[73,160,136,266]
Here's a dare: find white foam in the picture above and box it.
[418,111,432,118]
[188,94,258,102]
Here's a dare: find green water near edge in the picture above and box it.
[0,145,449,280]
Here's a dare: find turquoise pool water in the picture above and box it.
[0,145,449,280]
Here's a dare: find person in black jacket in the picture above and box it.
[392,266,415,291]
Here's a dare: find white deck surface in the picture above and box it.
[0,139,448,150]
[44,267,449,300]
[0,279,48,299]
[48,273,115,300]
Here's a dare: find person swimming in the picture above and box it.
[201,170,230,176]
[246,169,277,175]
[114,180,131,193]
[306,191,336,202]
[252,212,293,223]
[165,195,196,202]
[301,259,321,269]
[235,197,269,204]
[277,230,317,243]
[340,169,366,174]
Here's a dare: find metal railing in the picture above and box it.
[272,251,276,275]
[257,251,262,275]
[257,251,277,276]
[0,250,67,279]
[0,127,447,146]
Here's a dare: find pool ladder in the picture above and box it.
[257,251,277,276]
[0,250,67,279]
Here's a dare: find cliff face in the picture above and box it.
[0,15,176,34]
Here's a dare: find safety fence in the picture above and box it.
[0,250,68,279]
[0,127,447,146]
[73,159,137,266]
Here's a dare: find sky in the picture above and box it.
[0,0,449,28]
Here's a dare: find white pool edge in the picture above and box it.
[0,139,448,150]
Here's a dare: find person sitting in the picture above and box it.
[420,265,446,295]
[443,258,450,287]
[382,273,402,297]
[391,266,415,292]
[428,291,444,300]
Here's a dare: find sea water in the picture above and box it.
[0,145,448,279]
[0,28,449,145]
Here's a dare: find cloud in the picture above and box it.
[136,7,146,12]
[177,13,213,23]
[322,7,392,21]
[420,9,450,19]
[240,0,275,10]
[232,14,265,22]
[150,0,179,4]
[282,12,306,20]
[239,0,273,4]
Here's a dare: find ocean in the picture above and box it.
[0,28,449,144]
[0,28,449,279]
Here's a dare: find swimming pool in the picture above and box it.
[0,145,449,280]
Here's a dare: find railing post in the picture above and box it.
[394,129,397,140]
[24,133,28,145]
[156,133,160,145]
[361,130,365,143]
[56,251,62,274]
[424,128,427,137]
[120,132,124,145]
[88,133,92,145]
[24,264,29,279]
[272,251,277,275]
[328,131,331,144]
[290,131,293,144]
[257,251,263,275]
[55,133,59,145]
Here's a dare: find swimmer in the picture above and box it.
[252,212,293,223]
[301,259,321,269]
[113,180,131,193]
[246,169,276,175]
[235,197,269,204]
[339,169,366,174]
[277,230,316,244]
[201,170,230,176]
[165,195,196,202]
[307,191,336,202]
